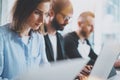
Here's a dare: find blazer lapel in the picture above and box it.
[56,32,65,60]
[44,34,54,61]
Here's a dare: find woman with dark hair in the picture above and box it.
[0,0,50,79]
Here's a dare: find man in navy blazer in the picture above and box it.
[44,0,73,62]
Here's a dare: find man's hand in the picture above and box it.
[75,73,88,80]
[80,65,93,76]
[114,59,120,68]
[75,65,93,80]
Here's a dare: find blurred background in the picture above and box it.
[0,0,120,55]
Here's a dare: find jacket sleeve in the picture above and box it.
[64,35,82,59]
[86,39,98,65]
[87,48,98,65]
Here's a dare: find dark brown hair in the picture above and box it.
[11,0,50,33]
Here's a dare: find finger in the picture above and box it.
[85,65,93,70]
[81,68,91,74]
[80,70,89,76]
[79,74,88,80]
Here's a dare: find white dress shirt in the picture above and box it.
[77,39,90,59]
[48,34,57,61]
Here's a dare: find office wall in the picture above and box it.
[0,0,2,24]
[0,0,14,25]
[94,0,120,54]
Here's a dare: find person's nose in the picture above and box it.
[64,19,69,24]
[38,15,45,23]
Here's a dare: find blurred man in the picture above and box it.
[64,11,97,80]
[64,11,116,80]
[64,11,97,65]
[44,0,73,62]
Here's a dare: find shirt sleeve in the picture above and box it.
[0,34,4,76]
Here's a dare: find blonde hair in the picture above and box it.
[79,11,95,18]
[78,11,95,32]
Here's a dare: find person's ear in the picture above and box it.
[49,9,55,17]
[78,21,81,27]
[90,25,94,32]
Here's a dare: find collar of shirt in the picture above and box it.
[15,30,34,45]
[78,39,87,44]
